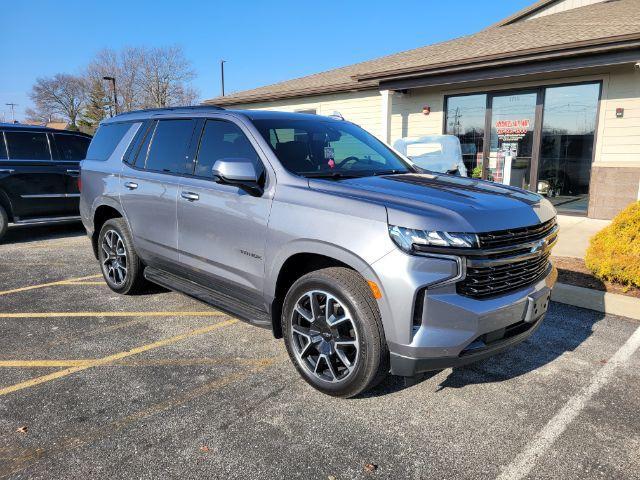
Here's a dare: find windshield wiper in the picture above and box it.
[302,172,362,180]
[372,169,407,176]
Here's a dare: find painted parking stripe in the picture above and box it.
[2,358,278,478]
[497,324,640,480]
[0,360,93,367]
[0,274,102,296]
[0,311,221,318]
[0,357,272,368]
[0,318,238,397]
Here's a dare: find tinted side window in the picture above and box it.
[0,133,6,160]
[55,134,91,161]
[86,122,133,161]
[5,131,50,160]
[145,119,196,174]
[194,120,262,178]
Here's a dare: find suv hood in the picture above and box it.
[308,173,556,232]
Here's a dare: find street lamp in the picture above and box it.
[102,76,118,115]
[220,60,226,96]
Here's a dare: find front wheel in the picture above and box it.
[98,218,148,294]
[0,204,7,243]
[282,267,388,398]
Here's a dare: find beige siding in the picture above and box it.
[524,0,606,20]
[230,90,383,139]
[595,67,640,167]
[389,89,444,143]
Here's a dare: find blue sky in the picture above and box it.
[1,0,532,122]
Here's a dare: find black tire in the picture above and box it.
[282,267,389,398]
[0,204,7,243]
[97,218,148,295]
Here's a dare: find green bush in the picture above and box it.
[585,201,640,288]
[471,166,482,179]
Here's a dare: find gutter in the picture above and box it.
[353,33,640,82]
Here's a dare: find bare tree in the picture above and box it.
[87,47,144,113]
[24,107,63,124]
[138,46,197,108]
[86,45,198,112]
[29,74,86,128]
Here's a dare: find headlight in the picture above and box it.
[388,225,479,253]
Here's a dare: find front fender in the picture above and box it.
[265,239,383,300]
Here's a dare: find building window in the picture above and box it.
[538,83,600,213]
[445,94,486,176]
[444,82,601,214]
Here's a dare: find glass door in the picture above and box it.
[537,83,600,213]
[487,92,538,190]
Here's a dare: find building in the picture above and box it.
[205,0,640,219]
[22,120,70,130]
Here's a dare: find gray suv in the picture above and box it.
[80,106,558,397]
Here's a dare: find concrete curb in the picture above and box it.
[551,282,640,320]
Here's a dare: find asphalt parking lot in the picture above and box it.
[0,224,639,480]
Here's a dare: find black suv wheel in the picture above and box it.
[282,267,388,398]
[98,218,148,294]
[0,205,7,243]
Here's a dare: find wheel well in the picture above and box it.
[271,253,352,338]
[92,205,123,258]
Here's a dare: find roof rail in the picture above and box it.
[113,105,225,118]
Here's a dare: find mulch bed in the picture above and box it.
[552,256,640,299]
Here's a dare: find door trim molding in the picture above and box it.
[20,193,80,199]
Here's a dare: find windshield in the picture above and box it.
[252,118,414,178]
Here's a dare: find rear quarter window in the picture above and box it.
[55,134,91,161]
[86,122,133,161]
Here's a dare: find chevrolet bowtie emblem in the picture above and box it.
[531,239,546,254]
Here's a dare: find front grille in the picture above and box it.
[477,218,556,249]
[454,217,557,299]
[457,252,551,298]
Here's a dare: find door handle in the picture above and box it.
[66,169,80,175]
[124,182,139,190]
[0,169,14,174]
[181,191,199,202]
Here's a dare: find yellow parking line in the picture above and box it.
[64,281,105,286]
[0,274,103,296]
[0,311,221,318]
[2,357,278,477]
[0,357,271,368]
[0,360,93,367]
[0,318,238,397]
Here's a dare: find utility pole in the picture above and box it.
[220,60,226,96]
[5,103,18,123]
[102,76,118,115]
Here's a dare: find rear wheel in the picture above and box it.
[98,218,148,294]
[0,205,7,243]
[282,267,388,398]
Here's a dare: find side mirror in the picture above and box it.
[211,159,263,196]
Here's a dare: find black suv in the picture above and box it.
[0,123,91,241]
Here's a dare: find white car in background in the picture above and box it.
[393,135,467,176]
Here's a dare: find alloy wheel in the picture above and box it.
[101,229,127,286]
[290,290,359,383]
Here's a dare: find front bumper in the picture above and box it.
[368,248,557,377]
[391,265,556,376]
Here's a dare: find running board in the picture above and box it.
[144,267,271,328]
[12,215,81,225]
